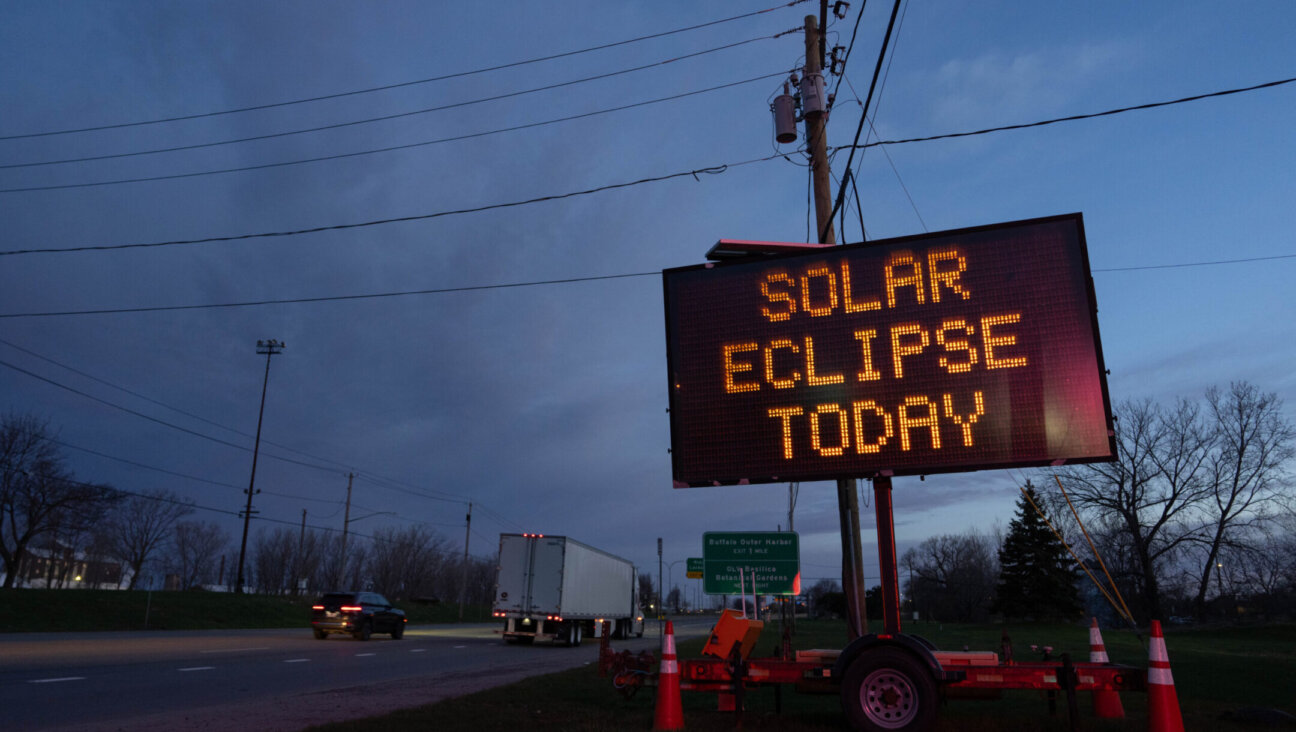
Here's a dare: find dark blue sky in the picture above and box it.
[2,1,1293,593]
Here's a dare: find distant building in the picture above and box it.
[4,541,123,589]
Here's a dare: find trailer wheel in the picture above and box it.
[840,647,937,731]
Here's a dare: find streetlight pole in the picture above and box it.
[235,338,284,594]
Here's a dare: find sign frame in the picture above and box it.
[662,214,1116,487]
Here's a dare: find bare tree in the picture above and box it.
[1189,382,1295,616]
[104,489,193,589]
[170,520,228,589]
[251,527,297,595]
[367,525,450,601]
[1,414,119,588]
[901,529,998,622]
[1052,398,1211,621]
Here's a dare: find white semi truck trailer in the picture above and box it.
[492,533,644,646]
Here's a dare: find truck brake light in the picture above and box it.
[340,605,363,612]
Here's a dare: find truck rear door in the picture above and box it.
[495,535,532,614]
[528,536,566,617]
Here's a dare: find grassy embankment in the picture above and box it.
[308,617,1296,732]
[0,588,491,632]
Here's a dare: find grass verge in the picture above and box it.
[307,618,1296,731]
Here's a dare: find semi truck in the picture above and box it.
[492,533,645,646]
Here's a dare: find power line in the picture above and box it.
[2,35,788,171]
[0,71,790,194]
[0,356,342,475]
[0,336,516,527]
[4,74,1291,257]
[0,271,658,318]
[51,435,344,509]
[840,76,1296,152]
[0,2,807,141]
[3,250,1292,324]
[822,0,903,242]
[0,161,752,258]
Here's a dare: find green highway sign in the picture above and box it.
[686,557,703,579]
[702,532,800,595]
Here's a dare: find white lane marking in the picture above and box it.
[454,645,466,649]
[29,677,85,684]
[179,666,215,672]
[283,658,311,663]
[355,653,376,657]
[201,647,269,654]
[409,648,426,653]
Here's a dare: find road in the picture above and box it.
[0,617,714,731]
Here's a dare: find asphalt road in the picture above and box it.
[0,618,714,732]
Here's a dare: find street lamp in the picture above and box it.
[234,339,284,594]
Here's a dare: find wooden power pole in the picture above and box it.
[802,13,868,640]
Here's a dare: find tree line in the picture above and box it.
[901,382,1294,624]
[0,413,495,604]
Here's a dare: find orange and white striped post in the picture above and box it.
[654,620,685,730]
[1147,620,1184,732]
[1089,618,1125,718]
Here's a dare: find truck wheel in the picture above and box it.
[313,629,327,640]
[840,647,937,732]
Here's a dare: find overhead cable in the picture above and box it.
[0,162,749,257]
[0,356,342,475]
[840,76,1296,152]
[1,75,1290,257]
[3,35,788,171]
[0,1,808,141]
[0,71,788,193]
[3,252,1294,321]
[821,0,903,242]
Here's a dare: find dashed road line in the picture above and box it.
[201,647,269,654]
[409,648,426,653]
[355,653,376,657]
[283,658,311,663]
[179,666,215,672]
[29,677,85,684]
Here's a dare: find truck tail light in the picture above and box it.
[340,605,363,612]
[311,605,324,610]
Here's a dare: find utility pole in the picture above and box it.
[235,338,284,594]
[295,508,307,595]
[340,473,355,554]
[801,13,868,640]
[458,502,472,621]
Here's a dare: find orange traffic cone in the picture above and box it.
[1089,618,1125,718]
[654,620,685,731]
[1147,620,1184,732]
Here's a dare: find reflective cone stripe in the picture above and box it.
[654,621,685,731]
[1089,618,1110,663]
[1147,620,1184,732]
[1089,618,1125,719]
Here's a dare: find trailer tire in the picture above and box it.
[840,647,938,732]
[566,622,582,646]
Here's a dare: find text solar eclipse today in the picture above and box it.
[662,215,1116,487]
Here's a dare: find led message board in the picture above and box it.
[662,214,1115,487]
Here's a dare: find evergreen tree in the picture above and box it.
[992,483,1082,621]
